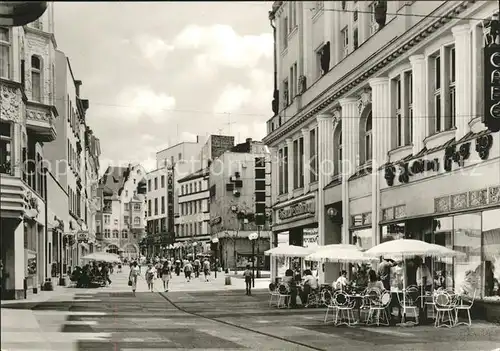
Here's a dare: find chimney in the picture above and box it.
[246,138,252,144]
[75,80,82,96]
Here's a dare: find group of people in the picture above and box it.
[128,257,213,294]
[70,261,114,288]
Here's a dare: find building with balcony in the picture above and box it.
[174,168,210,256]
[265,0,500,301]
[0,4,57,299]
[209,138,271,270]
[95,164,147,259]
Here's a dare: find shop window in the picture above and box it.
[432,217,454,290]
[482,209,500,297]
[380,223,405,243]
[453,213,482,297]
[351,228,372,251]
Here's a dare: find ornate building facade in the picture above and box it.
[265,0,500,299]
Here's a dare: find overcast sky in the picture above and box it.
[54,2,273,173]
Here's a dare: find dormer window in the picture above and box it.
[31,55,42,102]
[0,27,10,79]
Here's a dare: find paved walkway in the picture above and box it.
[2,270,500,350]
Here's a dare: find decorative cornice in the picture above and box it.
[263,0,474,146]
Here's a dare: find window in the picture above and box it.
[161,175,165,188]
[395,76,403,147]
[353,28,359,50]
[364,112,373,163]
[124,216,129,224]
[289,65,294,98]
[283,146,289,192]
[189,183,193,193]
[133,203,141,211]
[406,72,413,144]
[289,2,297,30]
[178,152,182,161]
[161,196,165,214]
[293,139,299,189]
[148,179,151,191]
[154,177,158,190]
[154,198,158,215]
[114,218,118,225]
[353,8,358,22]
[148,199,151,216]
[0,27,10,79]
[448,47,456,129]
[310,128,318,182]
[298,137,304,187]
[337,131,343,176]
[315,47,323,79]
[134,216,140,225]
[0,122,12,175]
[104,229,111,238]
[121,229,128,239]
[198,181,202,190]
[283,79,289,105]
[434,54,442,132]
[112,229,119,238]
[369,2,378,35]
[282,16,288,50]
[483,209,500,297]
[104,215,110,224]
[31,56,42,102]
[194,182,197,192]
[278,148,284,194]
[198,222,202,235]
[341,27,349,57]
[125,190,128,197]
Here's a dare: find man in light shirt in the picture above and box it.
[333,270,348,290]
[300,269,318,305]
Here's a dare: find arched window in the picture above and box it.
[31,55,42,102]
[112,229,119,238]
[121,229,128,239]
[364,112,373,163]
[134,216,140,225]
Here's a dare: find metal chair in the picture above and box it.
[397,285,420,325]
[332,290,356,326]
[433,291,457,328]
[276,284,291,309]
[268,282,279,307]
[359,288,382,323]
[304,288,321,308]
[454,289,476,326]
[366,290,392,326]
[323,290,336,324]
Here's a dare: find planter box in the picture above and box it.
[472,300,500,323]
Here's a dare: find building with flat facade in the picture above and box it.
[265,0,500,301]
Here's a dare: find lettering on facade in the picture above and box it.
[484,46,500,132]
[167,169,174,237]
[384,158,439,186]
[277,200,315,221]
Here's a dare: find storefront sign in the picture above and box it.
[77,231,88,242]
[384,158,439,186]
[484,46,500,132]
[277,199,315,221]
[167,169,174,235]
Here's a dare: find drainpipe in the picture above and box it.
[269,10,278,115]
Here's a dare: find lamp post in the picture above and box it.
[212,237,219,278]
[192,242,197,259]
[248,232,258,287]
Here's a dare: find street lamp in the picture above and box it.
[212,237,219,278]
[192,242,198,258]
[248,232,258,287]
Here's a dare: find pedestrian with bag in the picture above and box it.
[129,261,140,296]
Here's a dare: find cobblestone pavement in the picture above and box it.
[2,270,500,350]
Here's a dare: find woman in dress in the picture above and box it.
[161,261,172,292]
[129,261,141,296]
[145,263,156,292]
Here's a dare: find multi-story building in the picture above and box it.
[175,168,210,256]
[1,5,58,299]
[95,164,147,259]
[265,0,500,300]
[144,167,173,256]
[83,127,101,253]
[209,138,271,270]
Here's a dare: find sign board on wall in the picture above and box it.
[276,198,316,223]
[484,46,500,132]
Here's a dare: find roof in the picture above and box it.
[99,166,129,195]
[177,168,209,183]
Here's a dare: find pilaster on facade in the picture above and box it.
[369,77,391,165]
[286,138,294,199]
[316,113,332,249]
[452,23,472,141]
[409,54,427,154]
[301,128,310,193]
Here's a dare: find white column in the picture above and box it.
[409,55,427,154]
[286,138,294,199]
[452,24,472,140]
[470,21,483,122]
[369,78,391,247]
[339,97,359,245]
[301,128,310,194]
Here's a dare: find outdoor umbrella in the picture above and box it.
[264,244,315,258]
[81,252,121,263]
[305,244,377,264]
[365,239,465,326]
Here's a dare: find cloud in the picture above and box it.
[213,84,252,114]
[134,34,175,67]
[173,24,272,70]
[115,87,176,123]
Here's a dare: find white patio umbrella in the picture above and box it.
[365,239,466,326]
[305,244,377,263]
[82,252,121,263]
[264,244,315,258]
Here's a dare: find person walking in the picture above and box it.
[129,261,141,296]
[161,261,172,292]
[101,263,112,286]
[193,258,201,278]
[243,265,253,295]
[184,260,193,282]
[145,264,156,292]
[202,258,211,282]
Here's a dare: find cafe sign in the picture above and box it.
[277,199,315,221]
[484,46,500,132]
